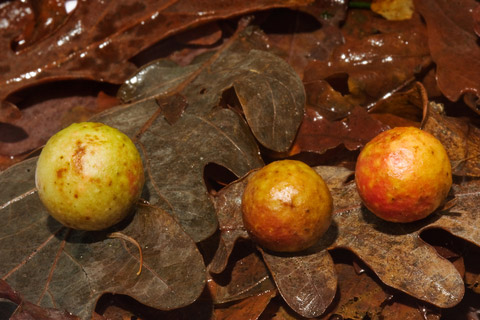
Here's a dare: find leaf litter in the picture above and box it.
[1,1,480,319]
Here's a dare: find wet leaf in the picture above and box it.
[0,82,120,171]
[261,2,347,78]
[0,0,314,102]
[369,81,426,127]
[291,105,389,156]
[0,158,206,319]
[414,0,480,109]
[213,289,277,320]
[304,10,430,111]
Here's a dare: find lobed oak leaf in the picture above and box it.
[110,26,307,242]
[0,158,206,320]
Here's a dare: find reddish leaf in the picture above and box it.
[303,10,430,111]
[291,105,388,155]
[213,289,277,320]
[474,5,480,37]
[0,0,314,101]
[414,0,480,109]
[0,82,119,171]
[261,2,347,78]
[369,81,426,127]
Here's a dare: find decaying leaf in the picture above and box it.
[213,289,277,320]
[0,0,314,102]
[304,9,430,112]
[291,105,388,156]
[0,158,206,319]
[414,0,480,110]
[112,26,308,242]
[316,165,465,309]
[323,252,389,320]
[423,102,480,177]
[210,175,251,274]
[261,249,337,318]
[213,164,474,316]
[208,242,275,304]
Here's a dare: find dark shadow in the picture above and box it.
[0,123,28,143]
[209,239,257,286]
[360,206,442,236]
[203,162,238,194]
[6,80,119,110]
[46,206,137,245]
[0,300,17,320]
[325,73,350,96]
[257,8,322,34]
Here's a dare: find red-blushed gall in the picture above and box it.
[241,160,333,252]
[35,122,145,230]
[355,127,452,223]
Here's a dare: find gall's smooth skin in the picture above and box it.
[241,160,333,252]
[355,127,452,223]
[35,122,145,230]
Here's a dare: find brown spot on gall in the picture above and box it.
[56,168,67,178]
[73,144,86,173]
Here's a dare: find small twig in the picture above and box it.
[108,232,144,276]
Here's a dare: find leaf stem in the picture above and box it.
[108,232,144,276]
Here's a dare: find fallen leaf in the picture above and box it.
[369,81,426,126]
[0,0,314,102]
[291,105,389,156]
[414,0,480,110]
[112,26,307,241]
[260,2,347,78]
[314,166,465,309]
[304,9,430,111]
[422,101,480,177]
[214,289,277,320]
[323,251,389,320]
[210,176,251,274]
[0,158,206,319]
[260,249,337,318]
[209,241,275,304]
[371,0,414,21]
